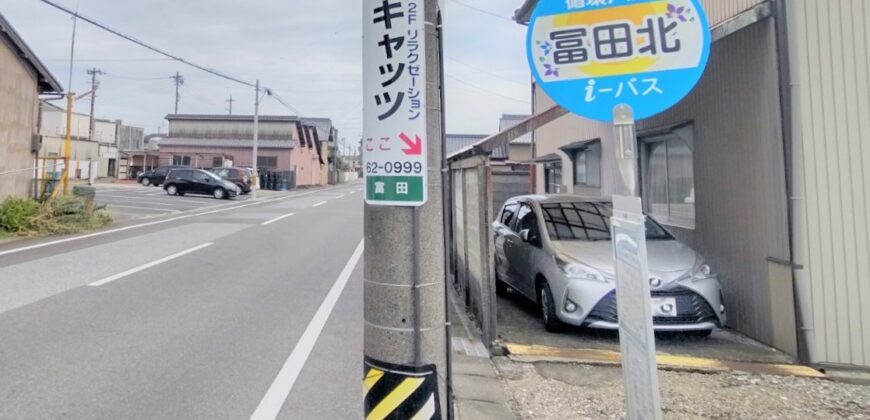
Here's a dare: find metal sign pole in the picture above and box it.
[611,104,662,420]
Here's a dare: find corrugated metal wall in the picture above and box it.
[700,0,765,26]
[637,18,792,347]
[788,0,870,367]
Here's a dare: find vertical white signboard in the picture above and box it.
[363,0,428,207]
[611,195,662,420]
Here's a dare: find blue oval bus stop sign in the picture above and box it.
[527,0,711,122]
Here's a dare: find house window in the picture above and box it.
[544,161,562,193]
[571,141,601,187]
[258,156,278,169]
[212,157,224,168]
[641,124,696,228]
[172,155,191,166]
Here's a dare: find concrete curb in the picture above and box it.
[449,292,518,419]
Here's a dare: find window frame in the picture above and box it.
[639,122,697,230]
[570,140,602,188]
[544,161,563,194]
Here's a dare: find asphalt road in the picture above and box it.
[0,182,365,419]
[93,184,259,222]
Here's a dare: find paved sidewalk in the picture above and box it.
[449,290,517,420]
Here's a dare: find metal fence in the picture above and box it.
[445,107,565,348]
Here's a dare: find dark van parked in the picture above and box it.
[138,166,188,186]
[163,169,239,199]
[211,167,253,194]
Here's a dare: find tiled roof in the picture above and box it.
[158,138,295,149]
[500,114,533,144]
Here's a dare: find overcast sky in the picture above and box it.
[1,0,531,149]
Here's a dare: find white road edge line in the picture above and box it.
[335,194,345,199]
[261,212,296,226]
[311,201,328,208]
[87,242,213,287]
[249,239,364,420]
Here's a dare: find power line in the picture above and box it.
[445,74,530,104]
[448,0,513,21]
[46,58,174,62]
[446,55,528,87]
[38,0,256,88]
[103,74,173,81]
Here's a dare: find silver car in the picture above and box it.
[493,195,726,336]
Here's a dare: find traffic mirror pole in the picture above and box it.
[363,0,447,418]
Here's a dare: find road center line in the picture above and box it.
[261,212,296,226]
[249,239,364,420]
[311,201,328,208]
[87,243,214,287]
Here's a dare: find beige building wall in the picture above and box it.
[508,143,532,162]
[788,0,870,368]
[0,37,39,199]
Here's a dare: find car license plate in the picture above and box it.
[651,297,678,317]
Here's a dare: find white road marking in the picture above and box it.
[249,239,364,420]
[335,195,345,199]
[105,204,181,213]
[348,190,357,195]
[311,201,327,208]
[0,186,344,258]
[87,243,213,287]
[261,212,296,226]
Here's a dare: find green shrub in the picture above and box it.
[0,197,39,232]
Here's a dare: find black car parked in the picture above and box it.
[138,166,188,186]
[210,167,253,194]
[163,169,239,199]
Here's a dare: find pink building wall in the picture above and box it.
[159,145,323,187]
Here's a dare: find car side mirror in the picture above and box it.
[519,229,531,242]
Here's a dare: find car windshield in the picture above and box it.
[205,171,223,181]
[540,202,674,242]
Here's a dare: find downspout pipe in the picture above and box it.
[774,0,813,362]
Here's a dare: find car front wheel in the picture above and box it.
[540,281,564,333]
[166,185,178,196]
[141,178,151,186]
[213,188,226,199]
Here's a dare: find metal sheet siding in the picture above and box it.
[636,19,790,346]
[700,0,765,27]
[789,0,870,367]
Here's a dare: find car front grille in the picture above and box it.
[587,288,718,326]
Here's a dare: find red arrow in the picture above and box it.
[399,133,423,156]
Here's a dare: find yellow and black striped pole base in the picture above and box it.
[364,357,441,420]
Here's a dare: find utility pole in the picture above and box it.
[363,0,447,418]
[226,95,235,115]
[86,68,104,142]
[171,72,184,114]
[252,80,261,200]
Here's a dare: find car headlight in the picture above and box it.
[556,257,609,283]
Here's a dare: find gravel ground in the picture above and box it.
[493,358,870,419]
